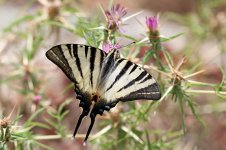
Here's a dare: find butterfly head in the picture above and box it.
[106,48,120,60]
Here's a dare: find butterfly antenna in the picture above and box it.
[84,113,97,143]
[73,109,89,138]
[119,42,136,50]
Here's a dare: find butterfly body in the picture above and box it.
[46,44,161,142]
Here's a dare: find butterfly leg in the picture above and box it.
[73,87,92,138]
[83,101,118,142]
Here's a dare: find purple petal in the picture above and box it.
[102,42,121,53]
[102,42,111,53]
[104,4,128,31]
[33,95,41,104]
[146,16,158,32]
[113,43,121,49]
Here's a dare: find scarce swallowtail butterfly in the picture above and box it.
[46,44,161,143]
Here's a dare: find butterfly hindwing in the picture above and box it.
[99,54,161,102]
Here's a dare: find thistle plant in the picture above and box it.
[101,3,128,50]
[104,3,127,33]
[0,0,226,150]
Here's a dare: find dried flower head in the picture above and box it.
[146,16,158,33]
[102,42,121,53]
[39,0,62,20]
[105,3,127,31]
[0,104,16,128]
[0,104,17,128]
[0,117,10,128]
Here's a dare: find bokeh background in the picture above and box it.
[0,0,226,150]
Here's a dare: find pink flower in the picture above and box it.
[33,95,41,104]
[146,16,158,32]
[102,42,121,53]
[105,4,127,31]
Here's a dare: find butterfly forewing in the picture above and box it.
[46,44,106,94]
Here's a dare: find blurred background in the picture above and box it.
[0,0,226,150]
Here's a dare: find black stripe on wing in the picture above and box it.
[111,59,125,73]
[117,70,148,93]
[66,44,73,57]
[46,45,77,83]
[73,45,83,78]
[106,60,133,92]
[129,65,138,74]
[90,47,96,87]
[139,74,152,84]
[46,44,107,85]
[100,50,118,80]
[104,59,161,102]
[118,82,161,101]
[85,46,89,58]
[99,50,105,69]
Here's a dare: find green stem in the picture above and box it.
[186,90,226,95]
[187,80,223,87]
[178,97,186,134]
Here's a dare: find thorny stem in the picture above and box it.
[186,90,226,95]
[187,80,219,87]
[34,134,85,140]
[145,85,174,114]
[144,87,226,115]
[142,64,225,90]
[142,65,171,77]
[183,69,206,78]
[33,125,113,141]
